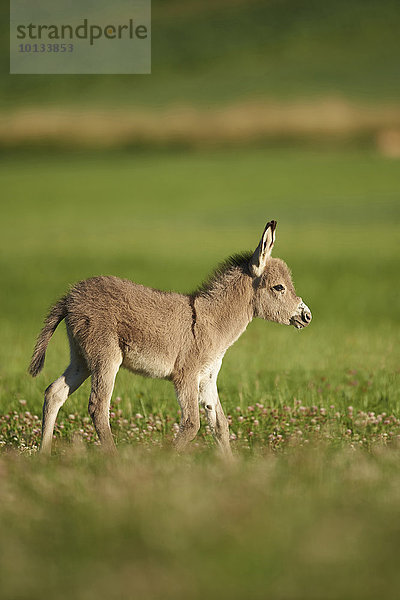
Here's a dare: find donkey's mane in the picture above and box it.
[193,251,253,297]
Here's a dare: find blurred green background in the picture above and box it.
[2,0,400,106]
[1,1,400,599]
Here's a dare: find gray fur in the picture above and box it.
[29,221,311,456]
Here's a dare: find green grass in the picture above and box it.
[2,446,400,600]
[2,0,400,107]
[0,147,399,598]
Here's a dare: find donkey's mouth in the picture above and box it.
[290,317,307,329]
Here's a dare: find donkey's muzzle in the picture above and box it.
[290,301,312,329]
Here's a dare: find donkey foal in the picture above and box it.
[29,220,311,456]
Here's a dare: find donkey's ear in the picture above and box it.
[249,220,277,277]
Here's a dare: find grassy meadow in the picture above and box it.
[0,147,399,598]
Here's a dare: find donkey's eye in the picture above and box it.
[272,284,285,292]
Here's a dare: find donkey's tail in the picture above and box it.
[28,296,68,377]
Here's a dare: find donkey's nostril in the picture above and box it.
[302,311,311,324]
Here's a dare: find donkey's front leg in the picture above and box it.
[173,376,200,452]
[199,361,232,458]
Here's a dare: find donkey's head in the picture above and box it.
[249,221,312,329]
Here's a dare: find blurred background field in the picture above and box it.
[2,0,400,152]
[1,149,399,416]
[2,0,400,107]
[1,0,400,598]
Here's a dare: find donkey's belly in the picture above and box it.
[121,347,174,379]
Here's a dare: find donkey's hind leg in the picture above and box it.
[88,357,122,454]
[41,351,89,455]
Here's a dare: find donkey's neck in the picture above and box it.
[194,269,254,354]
